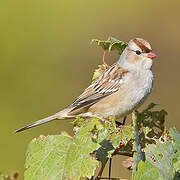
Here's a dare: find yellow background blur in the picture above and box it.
[0,0,180,179]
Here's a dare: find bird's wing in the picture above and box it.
[68,63,129,112]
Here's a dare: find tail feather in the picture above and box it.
[15,114,58,133]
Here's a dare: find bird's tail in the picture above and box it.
[15,114,59,133]
[15,109,70,133]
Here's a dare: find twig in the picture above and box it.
[91,158,108,180]
[108,158,112,180]
[113,151,133,157]
[132,111,145,176]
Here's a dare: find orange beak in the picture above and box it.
[147,52,157,59]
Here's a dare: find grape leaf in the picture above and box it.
[170,128,180,172]
[134,140,176,180]
[136,103,167,148]
[24,119,101,180]
[95,140,114,168]
[110,125,134,148]
[95,123,134,167]
[134,161,160,180]
[145,141,175,180]
[92,64,106,82]
[91,36,127,54]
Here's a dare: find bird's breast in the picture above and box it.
[89,70,153,119]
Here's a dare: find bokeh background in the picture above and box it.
[1,0,180,179]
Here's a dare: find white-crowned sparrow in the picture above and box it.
[16,38,156,132]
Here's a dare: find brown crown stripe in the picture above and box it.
[133,39,151,53]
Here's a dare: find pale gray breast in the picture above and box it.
[128,69,154,107]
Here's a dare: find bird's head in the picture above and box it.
[119,38,157,70]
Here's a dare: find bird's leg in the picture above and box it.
[121,116,127,125]
[115,116,127,127]
[135,110,139,116]
[102,51,110,68]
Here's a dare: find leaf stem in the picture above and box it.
[102,51,110,68]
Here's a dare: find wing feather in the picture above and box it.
[68,63,128,112]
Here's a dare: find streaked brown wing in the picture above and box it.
[68,63,129,112]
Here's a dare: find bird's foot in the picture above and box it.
[115,116,127,127]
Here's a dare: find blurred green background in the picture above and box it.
[1,0,180,179]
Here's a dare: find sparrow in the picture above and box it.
[15,38,156,133]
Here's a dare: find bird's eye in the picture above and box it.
[135,50,141,55]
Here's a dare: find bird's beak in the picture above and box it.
[147,52,157,59]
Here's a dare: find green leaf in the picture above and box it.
[25,119,101,180]
[170,128,180,172]
[91,37,128,82]
[110,125,134,148]
[142,102,158,112]
[95,140,114,168]
[0,174,11,180]
[145,141,175,180]
[134,161,160,180]
[134,140,177,180]
[0,172,19,180]
[91,36,128,54]
[136,103,168,148]
[133,106,179,180]
[170,128,180,151]
[92,64,106,82]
